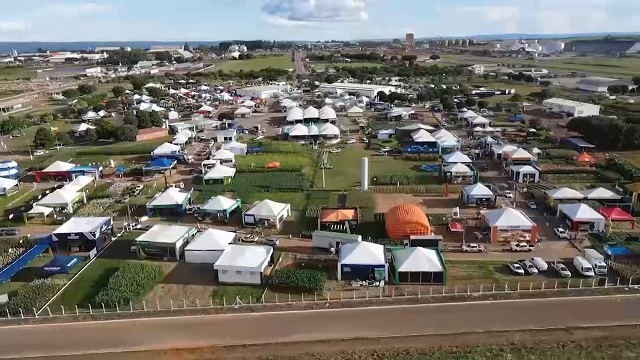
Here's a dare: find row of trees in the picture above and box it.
[204,67,290,82]
[566,115,640,151]
[103,49,148,66]
[123,111,164,129]
[61,83,97,99]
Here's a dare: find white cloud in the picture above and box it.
[39,2,113,18]
[0,22,29,32]
[443,6,522,33]
[261,0,368,24]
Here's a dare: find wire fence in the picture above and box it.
[2,276,637,320]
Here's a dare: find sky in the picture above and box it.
[0,0,639,42]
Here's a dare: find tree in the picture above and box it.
[116,125,138,142]
[105,99,120,110]
[524,75,535,83]
[146,87,165,100]
[93,104,105,112]
[111,85,125,98]
[464,96,477,107]
[217,112,234,121]
[183,42,190,52]
[510,93,523,102]
[375,91,388,102]
[0,116,28,135]
[72,100,89,111]
[495,103,503,112]
[528,118,542,129]
[136,111,152,129]
[123,112,138,127]
[84,128,98,142]
[39,113,54,124]
[150,111,164,127]
[539,80,552,86]
[33,127,56,149]
[440,96,455,111]
[477,100,489,109]
[429,54,441,61]
[129,76,147,91]
[95,121,117,140]
[56,131,72,146]
[62,89,80,98]
[78,84,96,95]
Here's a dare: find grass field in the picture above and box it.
[0,66,38,80]
[210,286,263,305]
[472,80,541,105]
[617,150,640,168]
[210,56,293,72]
[243,191,307,211]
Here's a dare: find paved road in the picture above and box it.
[2,295,640,358]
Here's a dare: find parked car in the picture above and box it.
[265,236,279,246]
[33,150,48,156]
[552,262,572,278]
[242,234,258,243]
[345,138,356,144]
[461,243,485,253]
[361,137,369,143]
[328,148,341,153]
[510,242,535,252]
[508,262,525,275]
[186,205,200,215]
[554,228,569,239]
[526,201,537,209]
[379,146,392,152]
[530,257,549,271]
[0,228,20,236]
[503,190,514,199]
[518,259,539,275]
[375,150,389,156]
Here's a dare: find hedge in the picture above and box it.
[269,269,327,292]
[370,185,447,194]
[94,262,163,306]
[6,278,65,314]
[373,172,441,185]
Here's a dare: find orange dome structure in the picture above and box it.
[385,204,431,240]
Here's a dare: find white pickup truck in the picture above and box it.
[461,243,486,253]
[510,242,536,252]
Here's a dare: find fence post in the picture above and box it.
[183,299,186,309]
[605,278,608,288]
[19,309,24,319]
[353,291,356,300]
[223,297,226,307]
[418,288,420,298]
[380,288,382,298]
[130,301,133,312]
[143,301,147,311]
[391,288,394,298]
[275,293,278,304]
[75,305,79,315]
[33,308,38,318]
[116,303,120,313]
[156,299,160,310]
[467,284,470,295]
[262,295,265,304]
[542,281,545,290]
[195,299,199,308]
[579,279,583,288]
[5,309,10,319]
[327,292,330,301]
[170,300,173,310]
[492,283,495,293]
[529,282,533,291]
[592,278,596,288]
[554,280,558,289]
[479,284,482,294]
[442,286,445,295]
[61,305,65,316]
[102,303,105,313]
[517,282,520,292]
[454,286,457,295]
[617,277,621,287]
[504,283,508,292]
[88,304,92,314]
[430,287,433,296]
[210,298,213,307]
[567,279,571,289]
[250,296,253,305]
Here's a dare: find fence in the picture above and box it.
[2,276,637,320]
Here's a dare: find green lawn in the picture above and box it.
[211,286,264,305]
[0,253,53,297]
[0,188,36,210]
[312,62,383,70]
[317,146,423,190]
[446,260,532,285]
[0,66,37,80]
[210,56,293,72]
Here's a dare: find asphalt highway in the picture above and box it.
[2,295,640,358]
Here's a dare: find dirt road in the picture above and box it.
[2,295,640,358]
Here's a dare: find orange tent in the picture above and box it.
[385,204,431,241]
[319,208,358,222]
[265,161,280,169]
[575,152,595,166]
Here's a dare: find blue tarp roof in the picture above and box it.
[41,255,83,275]
[0,240,51,283]
[565,137,595,148]
[603,243,632,256]
[143,157,176,170]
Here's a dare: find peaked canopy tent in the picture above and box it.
[392,247,446,284]
[545,187,585,204]
[38,189,84,213]
[151,142,182,158]
[200,195,241,220]
[469,116,490,127]
[40,255,83,275]
[411,129,437,144]
[483,208,538,244]
[212,149,235,165]
[347,106,364,117]
[234,106,252,117]
[398,123,436,132]
[52,216,114,252]
[143,157,177,175]
[461,183,495,206]
[26,204,54,221]
[509,165,540,183]
[34,160,76,182]
[581,187,622,201]
[504,148,535,163]
[135,224,198,260]
[0,177,18,195]
[443,162,478,185]
[598,207,635,233]
[243,199,291,229]
[184,228,236,264]
[318,123,341,138]
[459,110,478,120]
[303,106,320,121]
[203,164,236,185]
[337,241,387,281]
[575,152,596,166]
[286,107,304,123]
[442,151,473,165]
[0,160,19,179]
[557,203,606,232]
[222,141,248,155]
[146,187,192,216]
[214,244,274,285]
[385,204,431,241]
[319,106,337,122]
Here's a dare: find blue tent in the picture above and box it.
[143,157,176,171]
[115,165,126,174]
[508,114,525,122]
[0,240,51,283]
[41,255,83,275]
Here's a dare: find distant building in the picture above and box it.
[95,46,132,52]
[405,33,415,52]
[236,85,288,99]
[148,45,184,52]
[566,39,640,55]
[542,98,601,117]
[317,83,397,98]
[576,77,636,93]
[0,98,33,117]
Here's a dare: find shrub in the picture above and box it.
[94,262,163,306]
[370,185,447,194]
[373,172,441,185]
[6,278,65,314]
[269,269,327,292]
[0,238,39,269]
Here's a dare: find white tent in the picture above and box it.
[214,244,273,285]
[337,241,387,281]
[152,142,181,155]
[212,149,235,164]
[27,204,54,218]
[184,229,236,264]
[324,98,334,105]
[581,187,621,201]
[319,106,337,121]
[38,189,81,210]
[462,183,494,205]
[411,129,436,142]
[286,107,304,122]
[483,136,497,144]
[470,116,491,125]
[81,111,102,121]
[319,123,340,137]
[444,163,473,175]
[347,106,364,117]
[65,175,94,191]
[203,164,236,180]
[358,96,370,103]
[197,105,214,113]
[43,161,76,172]
[484,126,496,132]
[222,141,248,155]
[531,147,542,155]
[459,110,478,119]
[432,129,457,141]
[201,195,238,212]
[241,100,256,108]
[472,126,485,132]
[168,110,180,120]
[308,123,320,136]
[147,187,190,207]
[546,187,584,200]
[506,148,534,160]
[510,165,540,183]
[71,123,96,133]
[394,247,443,272]
[172,135,189,145]
[0,177,18,193]
[398,123,435,131]
[557,203,606,232]
[288,123,310,137]
[303,106,319,119]
[484,208,535,228]
[0,160,18,178]
[442,151,472,164]
[243,199,291,229]
[234,107,252,117]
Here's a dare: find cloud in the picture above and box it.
[0,22,29,32]
[443,6,522,33]
[261,0,368,24]
[38,2,113,18]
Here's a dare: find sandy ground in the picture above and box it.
[145,263,218,305]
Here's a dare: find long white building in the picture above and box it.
[236,85,289,99]
[317,83,397,97]
[542,98,601,117]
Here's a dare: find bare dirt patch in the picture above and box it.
[145,263,218,305]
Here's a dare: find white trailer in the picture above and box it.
[583,249,608,275]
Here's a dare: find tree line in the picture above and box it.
[566,115,640,150]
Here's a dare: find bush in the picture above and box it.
[373,172,440,185]
[370,185,447,194]
[269,269,327,292]
[94,262,163,306]
[6,278,65,314]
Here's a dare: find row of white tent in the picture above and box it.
[286,106,337,122]
[31,175,96,216]
[546,187,622,201]
[288,122,341,137]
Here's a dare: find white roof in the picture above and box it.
[319,106,337,120]
[507,148,534,160]
[54,216,111,233]
[398,123,435,131]
[286,107,304,121]
[324,98,334,104]
[222,141,247,150]
[319,122,340,136]
[463,183,494,197]
[212,149,235,160]
[438,138,459,146]
[71,123,96,132]
[347,106,364,113]
[443,151,472,164]
[67,175,94,189]
[152,142,181,155]
[558,203,605,222]
[27,204,53,216]
[198,105,214,112]
[484,208,535,228]
[43,160,75,172]
[511,165,538,173]
[38,189,79,206]
[246,199,290,218]
[147,187,190,207]
[496,144,518,155]
[483,136,497,143]
[202,195,238,211]
[185,229,235,252]
[471,116,491,125]
[288,123,309,136]
[136,224,195,244]
[545,187,584,200]
[581,187,621,200]
[339,241,386,265]
[460,110,478,118]
[394,247,443,272]
[0,177,18,190]
[303,106,319,119]
[432,129,456,140]
[241,100,256,107]
[531,147,542,154]
[472,126,485,132]
[203,164,236,180]
[214,244,273,271]
[444,162,473,174]
[411,129,436,142]
[234,106,251,115]
[172,135,189,145]
[308,123,320,136]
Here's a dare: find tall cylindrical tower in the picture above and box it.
[361,157,369,191]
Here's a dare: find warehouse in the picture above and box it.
[214,244,273,285]
[337,241,387,281]
[184,228,236,264]
[576,77,636,93]
[235,85,288,99]
[135,224,197,260]
[317,83,397,98]
[392,247,446,284]
[542,98,601,117]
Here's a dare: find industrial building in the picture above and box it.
[542,98,601,117]
[236,85,288,99]
[576,77,636,93]
[317,83,397,98]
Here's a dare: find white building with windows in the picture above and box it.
[236,85,288,99]
[542,98,600,117]
[214,244,273,285]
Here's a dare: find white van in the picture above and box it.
[573,256,595,277]
[583,249,608,276]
